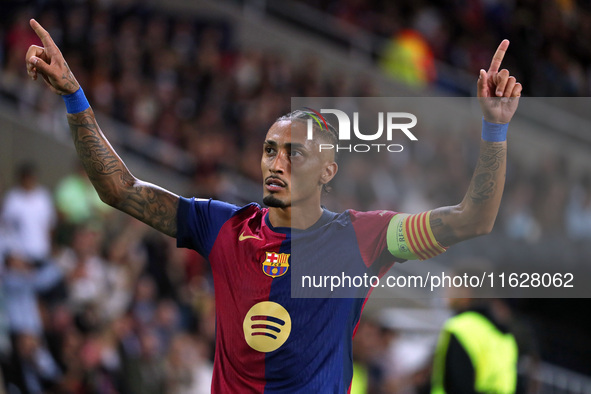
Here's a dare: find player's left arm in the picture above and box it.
[386,40,521,261]
[430,39,521,247]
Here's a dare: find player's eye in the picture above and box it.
[290,150,302,157]
[265,147,276,155]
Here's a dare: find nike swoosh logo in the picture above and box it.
[239,231,263,241]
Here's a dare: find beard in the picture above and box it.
[263,194,289,208]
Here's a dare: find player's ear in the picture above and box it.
[320,162,338,186]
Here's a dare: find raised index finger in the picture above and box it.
[488,39,509,73]
[29,19,57,49]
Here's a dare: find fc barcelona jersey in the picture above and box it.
[176,197,400,393]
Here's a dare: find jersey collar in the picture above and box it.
[264,208,336,235]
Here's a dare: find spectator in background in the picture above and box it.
[102,218,148,321]
[565,173,591,240]
[351,319,386,393]
[1,252,64,393]
[164,333,212,394]
[1,251,62,336]
[122,329,166,394]
[131,275,159,328]
[431,263,519,394]
[503,183,541,243]
[1,162,56,263]
[3,332,62,394]
[153,299,181,352]
[55,223,108,314]
[1,9,40,102]
[54,161,109,226]
[379,29,437,87]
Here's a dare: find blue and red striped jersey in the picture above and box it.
[176,197,399,393]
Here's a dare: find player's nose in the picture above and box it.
[269,149,288,173]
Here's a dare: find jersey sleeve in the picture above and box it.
[349,209,399,271]
[176,197,240,258]
[386,211,447,261]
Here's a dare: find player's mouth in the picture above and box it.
[265,176,287,192]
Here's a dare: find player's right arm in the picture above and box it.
[25,19,179,237]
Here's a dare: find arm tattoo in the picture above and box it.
[468,142,505,204]
[60,61,79,94]
[119,179,179,237]
[429,207,461,247]
[67,108,179,237]
[429,141,507,246]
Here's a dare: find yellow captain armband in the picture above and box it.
[387,211,448,261]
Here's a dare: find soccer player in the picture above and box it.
[26,19,521,393]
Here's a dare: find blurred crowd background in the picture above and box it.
[297,0,591,96]
[0,0,590,393]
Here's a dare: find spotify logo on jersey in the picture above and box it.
[243,301,292,352]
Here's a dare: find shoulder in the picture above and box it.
[312,209,399,231]
[177,196,265,230]
[180,197,261,215]
[176,197,265,255]
[346,209,398,226]
[445,311,492,332]
[234,201,265,217]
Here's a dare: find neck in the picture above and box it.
[268,204,324,230]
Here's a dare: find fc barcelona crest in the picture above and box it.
[262,252,290,278]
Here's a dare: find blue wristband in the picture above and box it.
[62,87,90,114]
[481,118,508,142]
